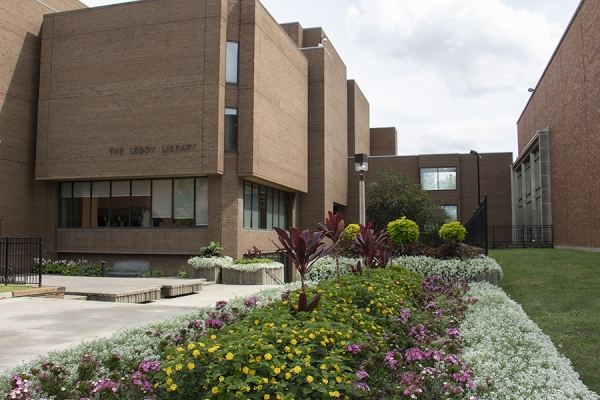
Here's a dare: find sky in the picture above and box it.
[80,0,582,159]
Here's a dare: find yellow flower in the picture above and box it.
[211,386,219,394]
[219,376,225,382]
[264,395,270,400]
[226,352,234,360]
[264,353,273,360]
[293,366,302,374]
[285,372,292,380]
[294,349,302,355]
[175,364,183,371]
[322,378,329,384]
[365,308,370,313]
[306,376,314,383]
[211,334,217,340]
[273,367,281,374]
[176,347,184,352]
[188,343,196,350]
[335,376,342,383]
[242,366,250,374]
[329,390,341,398]
[290,339,297,345]
[169,383,177,391]
[187,362,195,370]
[165,367,173,376]
[320,364,327,370]
[192,350,200,357]
[166,378,172,385]
[284,346,291,353]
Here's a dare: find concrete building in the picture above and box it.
[514,0,600,250]
[1,0,513,276]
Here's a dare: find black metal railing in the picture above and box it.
[464,195,488,255]
[0,236,42,286]
[489,225,553,249]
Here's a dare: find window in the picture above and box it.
[59,177,209,228]
[226,41,239,84]
[243,181,289,230]
[420,167,457,190]
[442,205,458,221]
[225,108,238,152]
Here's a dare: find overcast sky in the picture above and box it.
[80,0,582,159]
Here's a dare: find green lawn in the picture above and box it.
[490,248,600,394]
[0,285,33,293]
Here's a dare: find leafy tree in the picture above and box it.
[366,170,450,233]
[387,217,419,252]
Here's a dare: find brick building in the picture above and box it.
[1,0,513,275]
[514,0,600,250]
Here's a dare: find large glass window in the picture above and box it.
[225,108,238,152]
[131,180,151,227]
[92,181,110,227]
[421,167,457,190]
[59,178,209,228]
[442,205,458,221]
[195,177,208,226]
[226,41,239,84]
[243,181,289,230]
[111,181,130,227]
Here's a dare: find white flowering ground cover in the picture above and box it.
[223,261,284,272]
[462,282,598,400]
[187,256,232,269]
[394,255,503,281]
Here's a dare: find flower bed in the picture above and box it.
[2,261,596,399]
[461,282,598,399]
[394,255,503,283]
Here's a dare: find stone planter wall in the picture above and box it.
[221,267,283,285]
[187,265,221,283]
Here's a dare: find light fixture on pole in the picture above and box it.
[470,150,481,205]
[355,153,368,225]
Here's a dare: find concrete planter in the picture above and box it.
[221,267,283,285]
[471,270,499,286]
[187,265,221,283]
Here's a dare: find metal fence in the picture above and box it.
[464,195,488,255]
[489,225,553,249]
[0,237,42,286]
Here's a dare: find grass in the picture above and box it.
[490,248,600,394]
[0,285,33,293]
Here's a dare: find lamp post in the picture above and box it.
[470,150,481,205]
[355,153,368,225]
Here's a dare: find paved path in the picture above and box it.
[0,276,279,373]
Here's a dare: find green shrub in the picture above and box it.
[340,223,360,241]
[144,269,166,278]
[439,221,467,242]
[232,258,275,265]
[75,265,102,277]
[387,217,419,246]
[200,241,224,258]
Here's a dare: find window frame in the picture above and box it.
[420,167,457,191]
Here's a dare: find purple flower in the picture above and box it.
[215,300,227,310]
[356,366,370,379]
[353,382,371,392]
[346,344,361,354]
[244,296,259,308]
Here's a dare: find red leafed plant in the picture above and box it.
[317,211,347,284]
[352,221,392,277]
[273,227,335,313]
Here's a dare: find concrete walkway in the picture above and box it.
[0,276,279,373]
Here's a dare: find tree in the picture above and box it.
[366,170,450,233]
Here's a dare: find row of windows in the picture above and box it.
[421,167,457,191]
[59,178,208,228]
[243,181,289,230]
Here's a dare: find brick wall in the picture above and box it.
[347,80,370,156]
[517,0,600,248]
[345,153,513,227]
[370,127,398,156]
[0,0,85,238]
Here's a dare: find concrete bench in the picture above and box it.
[107,261,150,277]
